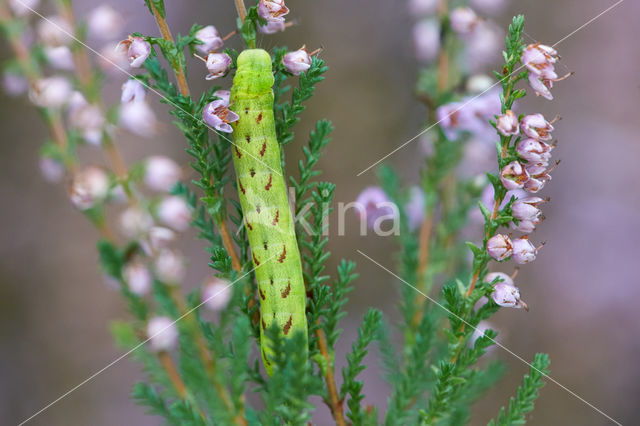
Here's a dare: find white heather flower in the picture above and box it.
[29,76,72,108]
[68,100,106,146]
[500,161,529,190]
[119,100,158,137]
[121,79,147,103]
[98,42,130,73]
[511,237,538,264]
[487,234,513,261]
[516,138,553,165]
[202,99,239,133]
[157,196,192,232]
[409,0,438,16]
[8,0,40,17]
[116,36,151,68]
[69,166,110,210]
[87,4,124,40]
[259,20,286,34]
[144,156,182,192]
[450,7,479,35]
[257,0,289,23]
[213,89,230,104]
[194,25,223,54]
[520,113,554,141]
[154,249,185,284]
[37,15,73,46]
[470,0,507,15]
[2,72,28,96]
[484,271,513,286]
[120,206,154,238]
[404,186,425,231]
[521,43,558,76]
[496,110,519,136]
[204,53,232,80]
[140,226,176,255]
[283,48,312,75]
[202,277,232,311]
[413,19,440,62]
[123,261,152,296]
[466,74,493,93]
[147,316,178,351]
[39,157,65,183]
[43,46,74,70]
[491,282,526,309]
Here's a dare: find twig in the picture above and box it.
[234,0,247,23]
[316,327,346,426]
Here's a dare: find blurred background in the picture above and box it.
[1,0,637,424]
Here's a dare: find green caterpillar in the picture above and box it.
[229,49,308,374]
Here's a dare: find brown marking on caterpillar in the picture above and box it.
[252,252,260,266]
[259,140,267,157]
[263,242,268,250]
[261,318,266,331]
[244,107,249,115]
[281,280,291,298]
[238,180,246,195]
[272,209,280,226]
[259,288,266,300]
[265,174,273,191]
[245,134,251,143]
[283,315,293,335]
[256,112,263,124]
[270,277,274,285]
[278,244,287,263]
[262,348,271,366]
[234,146,242,158]
[250,168,256,177]
[246,221,253,231]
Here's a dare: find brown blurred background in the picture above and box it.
[1,0,638,425]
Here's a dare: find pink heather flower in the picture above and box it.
[154,250,185,284]
[511,237,538,264]
[147,316,178,351]
[487,234,513,261]
[203,99,239,133]
[69,166,110,210]
[437,89,501,141]
[283,48,312,75]
[140,226,176,256]
[528,67,563,101]
[87,4,124,40]
[257,0,289,23]
[117,36,151,68]
[512,197,545,222]
[213,89,230,104]
[450,7,479,34]
[29,76,72,108]
[523,163,554,193]
[194,25,224,54]
[121,79,147,103]
[2,72,28,97]
[119,100,157,137]
[356,186,397,229]
[409,0,438,16]
[500,161,530,190]
[99,42,130,73]
[521,43,558,76]
[516,138,553,165]
[464,21,503,72]
[259,20,286,34]
[413,19,440,62]
[68,97,106,146]
[144,156,182,192]
[8,0,40,17]
[204,52,232,80]
[37,15,73,46]
[470,0,507,15]
[43,46,74,70]
[202,277,232,311]
[520,113,554,141]
[157,196,192,232]
[123,261,152,296]
[120,206,154,238]
[496,110,519,136]
[404,186,425,231]
[39,157,65,183]
[484,271,513,286]
[491,282,527,309]
[469,321,497,349]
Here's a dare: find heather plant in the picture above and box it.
[1,0,573,424]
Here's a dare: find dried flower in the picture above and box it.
[413,19,440,62]
[116,36,151,68]
[500,161,529,190]
[87,4,124,40]
[121,79,147,103]
[450,7,479,34]
[144,156,182,192]
[120,206,154,238]
[511,236,538,264]
[43,46,74,70]
[154,249,185,284]
[194,25,223,54]
[496,110,519,136]
[37,15,73,46]
[283,48,312,75]
[491,282,527,309]
[202,277,232,311]
[259,20,286,34]
[119,100,157,137]
[39,157,65,183]
[157,196,192,232]
[487,234,513,261]
[257,0,289,23]
[8,0,40,17]
[147,316,178,351]
[202,99,239,133]
[516,138,553,165]
[123,261,152,296]
[29,76,72,108]
[69,166,110,210]
[520,113,554,141]
[204,52,232,80]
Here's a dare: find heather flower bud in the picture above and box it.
[527,67,569,101]
[524,163,553,193]
[123,261,152,296]
[496,110,519,136]
[37,15,73,46]
[69,166,110,210]
[194,25,224,54]
[39,157,65,183]
[2,71,28,97]
[257,0,289,23]
[487,234,513,261]
[147,316,178,352]
[259,20,286,34]
[450,7,479,34]
[154,250,185,284]
[43,46,74,70]
[491,282,527,309]
[516,138,553,165]
[121,79,146,103]
[8,0,40,17]
[465,21,503,72]
[157,196,192,232]
[29,76,72,108]
[413,19,440,62]
[140,226,176,256]
[213,89,230,104]
[202,99,239,133]
[484,271,513,286]
[202,277,232,311]
[68,99,106,146]
[283,48,312,75]
[499,161,529,190]
[355,186,398,230]
[117,36,151,68]
[119,100,157,137]
[512,197,545,221]
[87,4,124,40]
[466,74,493,93]
[204,52,232,80]
[144,156,182,192]
[520,113,554,141]
[521,43,558,76]
[120,206,154,238]
[99,42,130,73]
[511,237,538,264]
[409,0,437,16]
[404,186,425,231]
